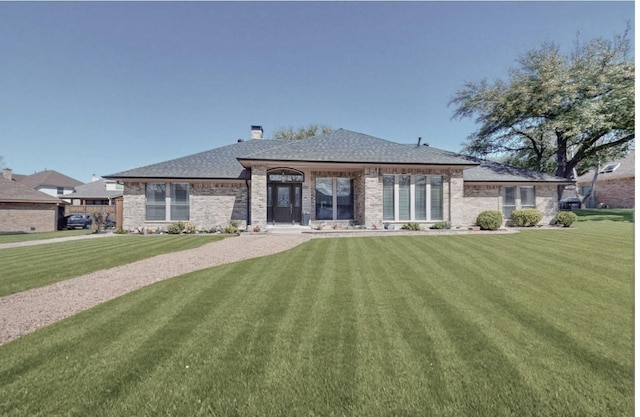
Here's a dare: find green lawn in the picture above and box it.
[0,212,633,416]
[0,229,91,244]
[0,235,226,296]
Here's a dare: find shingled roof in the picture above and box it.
[17,170,82,189]
[238,129,478,166]
[577,151,635,182]
[105,139,287,180]
[0,176,65,204]
[66,179,123,199]
[106,129,478,180]
[463,158,573,183]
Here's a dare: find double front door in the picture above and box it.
[268,184,302,224]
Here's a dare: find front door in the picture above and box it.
[269,184,302,223]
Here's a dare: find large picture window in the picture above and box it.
[146,182,190,221]
[315,177,354,221]
[382,174,443,222]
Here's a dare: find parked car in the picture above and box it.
[67,214,92,229]
[105,218,116,229]
[559,197,581,210]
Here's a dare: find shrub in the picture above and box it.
[556,211,578,227]
[223,223,238,234]
[476,210,503,231]
[183,222,197,234]
[114,228,129,234]
[401,222,422,231]
[167,222,186,234]
[430,221,451,230]
[510,208,543,227]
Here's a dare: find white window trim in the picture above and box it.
[385,174,442,222]
[146,182,190,222]
[502,185,536,218]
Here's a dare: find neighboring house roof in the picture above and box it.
[66,179,123,200]
[577,151,635,183]
[463,158,573,183]
[0,176,64,204]
[16,169,83,189]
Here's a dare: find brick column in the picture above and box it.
[449,169,465,227]
[363,167,383,228]
[250,165,267,226]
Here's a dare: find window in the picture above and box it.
[146,182,190,221]
[600,163,620,173]
[382,174,443,221]
[502,186,517,219]
[502,186,536,218]
[315,177,354,220]
[57,187,64,195]
[171,183,190,220]
[146,183,166,220]
[520,186,535,208]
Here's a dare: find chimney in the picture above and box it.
[251,125,263,140]
[2,168,12,180]
[91,174,100,182]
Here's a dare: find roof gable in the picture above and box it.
[66,179,124,199]
[17,170,82,188]
[239,129,478,166]
[0,177,64,204]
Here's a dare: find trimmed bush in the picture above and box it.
[556,211,578,227]
[401,222,422,231]
[167,222,186,234]
[183,222,197,234]
[476,210,503,231]
[510,208,543,227]
[430,221,451,230]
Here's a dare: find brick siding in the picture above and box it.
[0,203,58,233]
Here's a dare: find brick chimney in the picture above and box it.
[251,125,263,140]
[2,168,12,180]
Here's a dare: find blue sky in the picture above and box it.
[0,1,634,182]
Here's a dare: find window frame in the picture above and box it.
[502,185,536,219]
[382,174,444,222]
[315,177,354,221]
[145,182,190,221]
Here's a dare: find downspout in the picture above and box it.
[245,179,251,230]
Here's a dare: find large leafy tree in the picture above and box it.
[450,29,634,199]
[272,123,334,140]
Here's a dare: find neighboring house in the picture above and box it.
[576,151,634,208]
[15,169,83,202]
[67,176,124,206]
[104,127,572,231]
[64,176,125,227]
[0,169,66,232]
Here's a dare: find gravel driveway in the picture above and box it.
[0,233,311,345]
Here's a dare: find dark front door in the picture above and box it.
[269,184,301,223]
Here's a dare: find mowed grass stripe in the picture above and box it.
[0,235,225,296]
[0,214,633,416]
[390,232,632,414]
[106,244,318,416]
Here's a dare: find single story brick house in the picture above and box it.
[0,169,66,233]
[105,127,572,231]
